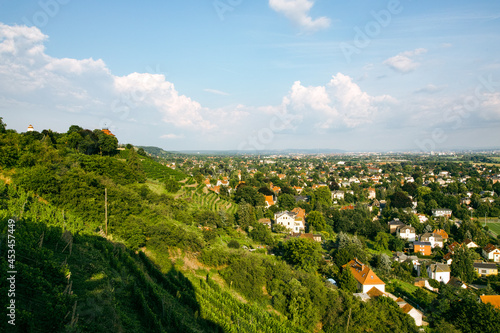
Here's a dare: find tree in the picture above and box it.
[307,211,327,232]
[164,177,181,193]
[374,232,390,251]
[282,237,322,272]
[314,186,332,208]
[234,185,265,206]
[278,193,296,211]
[236,202,255,230]
[390,191,413,208]
[338,266,357,293]
[450,246,476,283]
[0,117,6,133]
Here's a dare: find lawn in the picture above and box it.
[487,222,500,237]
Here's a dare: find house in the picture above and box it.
[480,295,500,309]
[258,218,272,228]
[398,302,423,327]
[420,232,444,248]
[416,214,428,223]
[264,195,275,208]
[413,242,432,256]
[428,263,451,284]
[367,188,376,200]
[397,225,416,242]
[101,128,115,136]
[443,252,453,265]
[482,244,500,262]
[332,190,345,200]
[293,186,303,194]
[473,262,498,277]
[216,177,229,187]
[463,239,479,248]
[433,229,449,242]
[388,219,406,234]
[343,259,385,293]
[274,211,305,233]
[432,208,452,218]
[292,207,306,220]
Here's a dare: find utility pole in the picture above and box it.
[105,188,108,236]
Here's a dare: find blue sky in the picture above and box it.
[1,0,499,152]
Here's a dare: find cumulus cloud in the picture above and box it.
[281,73,396,128]
[269,0,330,31]
[0,23,214,131]
[384,48,427,73]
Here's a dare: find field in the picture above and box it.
[179,188,238,215]
[487,221,500,237]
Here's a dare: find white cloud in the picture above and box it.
[203,88,230,96]
[281,73,396,128]
[415,84,447,94]
[0,23,214,132]
[384,48,427,73]
[269,0,330,31]
[160,133,184,139]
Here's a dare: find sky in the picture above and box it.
[1,0,500,152]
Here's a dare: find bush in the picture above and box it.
[227,239,240,249]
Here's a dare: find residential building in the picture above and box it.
[413,242,432,256]
[274,211,305,233]
[432,208,452,218]
[433,229,449,242]
[416,214,428,223]
[483,244,500,262]
[463,239,479,248]
[480,295,500,309]
[367,188,376,199]
[420,232,444,248]
[343,258,385,293]
[332,190,345,200]
[473,262,498,277]
[264,195,275,208]
[428,263,451,284]
[388,219,406,234]
[397,225,416,242]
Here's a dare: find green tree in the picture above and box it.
[278,193,296,211]
[339,266,357,293]
[164,177,181,193]
[314,186,332,208]
[307,210,327,232]
[450,246,476,283]
[374,232,390,251]
[282,237,322,272]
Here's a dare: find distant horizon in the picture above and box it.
[1,1,500,153]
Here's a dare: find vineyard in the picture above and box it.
[141,157,187,182]
[180,190,238,215]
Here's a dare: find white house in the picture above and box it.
[397,225,416,242]
[332,190,345,200]
[274,211,305,233]
[428,263,451,284]
[432,208,452,218]
[344,259,385,293]
[482,244,500,262]
[420,232,444,248]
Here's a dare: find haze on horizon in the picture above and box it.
[1,0,499,152]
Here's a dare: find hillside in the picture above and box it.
[1,120,499,333]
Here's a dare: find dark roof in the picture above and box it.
[473,263,497,269]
